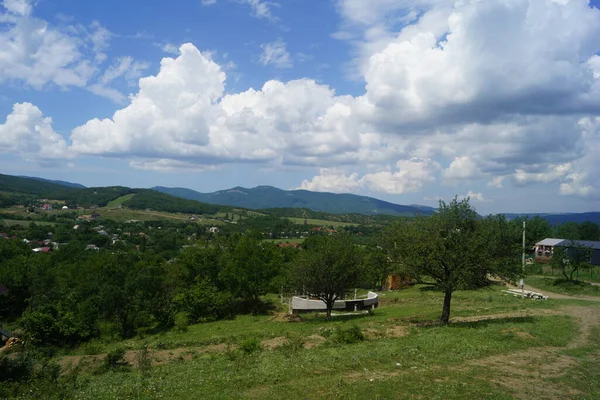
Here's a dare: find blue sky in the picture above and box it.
[1,0,600,214]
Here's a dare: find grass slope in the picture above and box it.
[106,194,136,208]
[55,283,600,399]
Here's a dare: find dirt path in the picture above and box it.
[461,302,600,399]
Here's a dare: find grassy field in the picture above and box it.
[287,217,359,228]
[527,276,600,297]
[106,194,136,208]
[54,283,600,399]
[89,208,225,225]
[0,218,56,227]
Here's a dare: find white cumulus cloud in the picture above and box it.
[260,39,292,69]
[0,102,70,162]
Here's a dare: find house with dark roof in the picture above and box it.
[534,238,600,266]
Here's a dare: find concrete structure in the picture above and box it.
[291,291,378,314]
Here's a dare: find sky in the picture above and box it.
[1,0,600,214]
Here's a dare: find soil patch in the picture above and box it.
[303,334,326,349]
[386,325,409,338]
[261,336,288,350]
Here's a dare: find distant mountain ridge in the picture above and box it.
[20,176,86,189]
[153,185,436,216]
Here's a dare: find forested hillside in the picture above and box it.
[153,185,436,216]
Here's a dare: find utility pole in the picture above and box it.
[521,220,526,297]
[522,220,526,272]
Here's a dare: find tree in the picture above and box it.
[551,241,593,281]
[385,198,520,324]
[509,216,551,249]
[579,222,600,241]
[553,222,580,241]
[219,236,281,311]
[291,235,363,320]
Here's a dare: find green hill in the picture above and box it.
[152,185,435,216]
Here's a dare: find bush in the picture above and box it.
[239,337,262,354]
[0,353,34,382]
[136,345,152,376]
[329,325,365,345]
[104,347,127,369]
[173,279,234,323]
[173,312,189,333]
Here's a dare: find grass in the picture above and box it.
[43,283,600,399]
[1,218,56,227]
[66,284,563,355]
[527,276,600,297]
[286,217,359,228]
[106,194,136,208]
[525,262,600,283]
[89,208,224,225]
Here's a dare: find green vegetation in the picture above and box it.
[153,185,435,216]
[264,238,305,245]
[527,276,600,297]
[291,235,364,319]
[122,190,226,215]
[286,217,358,227]
[1,218,56,227]
[106,193,136,208]
[384,198,521,323]
[4,176,600,398]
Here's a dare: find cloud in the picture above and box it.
[460,190,490,202]
[514,163,573,185]
[202,0,278,21]
[297,168,362,193]
[0,2,97,88]
[2,0,32,16]
[87,84,127,104]
[0,1,151,103]
[0,102,70,162]
[487,176,505,189]
[71,44,226,158]
[260,39,292,68]
[359,0,600,132]
[297,158,439,195]
[129,159,219,172]
[100,56,150,85]
[154,42,180,55]
[442,156,484,181]
[61,1,600,200]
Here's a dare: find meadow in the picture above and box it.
[54,283,600,400]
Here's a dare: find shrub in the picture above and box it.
[239,337,262,354]
[0,353,34,382]
[104,347,127,369]
[329,325,365,345]
[136,345,152,376]
[173,312,189,333]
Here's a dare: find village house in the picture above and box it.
[534,238,600,266]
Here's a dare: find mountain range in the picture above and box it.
[2,173,600,224]
[152,185,435,216]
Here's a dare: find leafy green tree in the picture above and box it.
[553,222,581,240]
[291,235,363,320]
[220,236,282,311]
[172,278,233,323]
[579,222,600,241]
[551,242,593,281]
[386,198,520,324]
